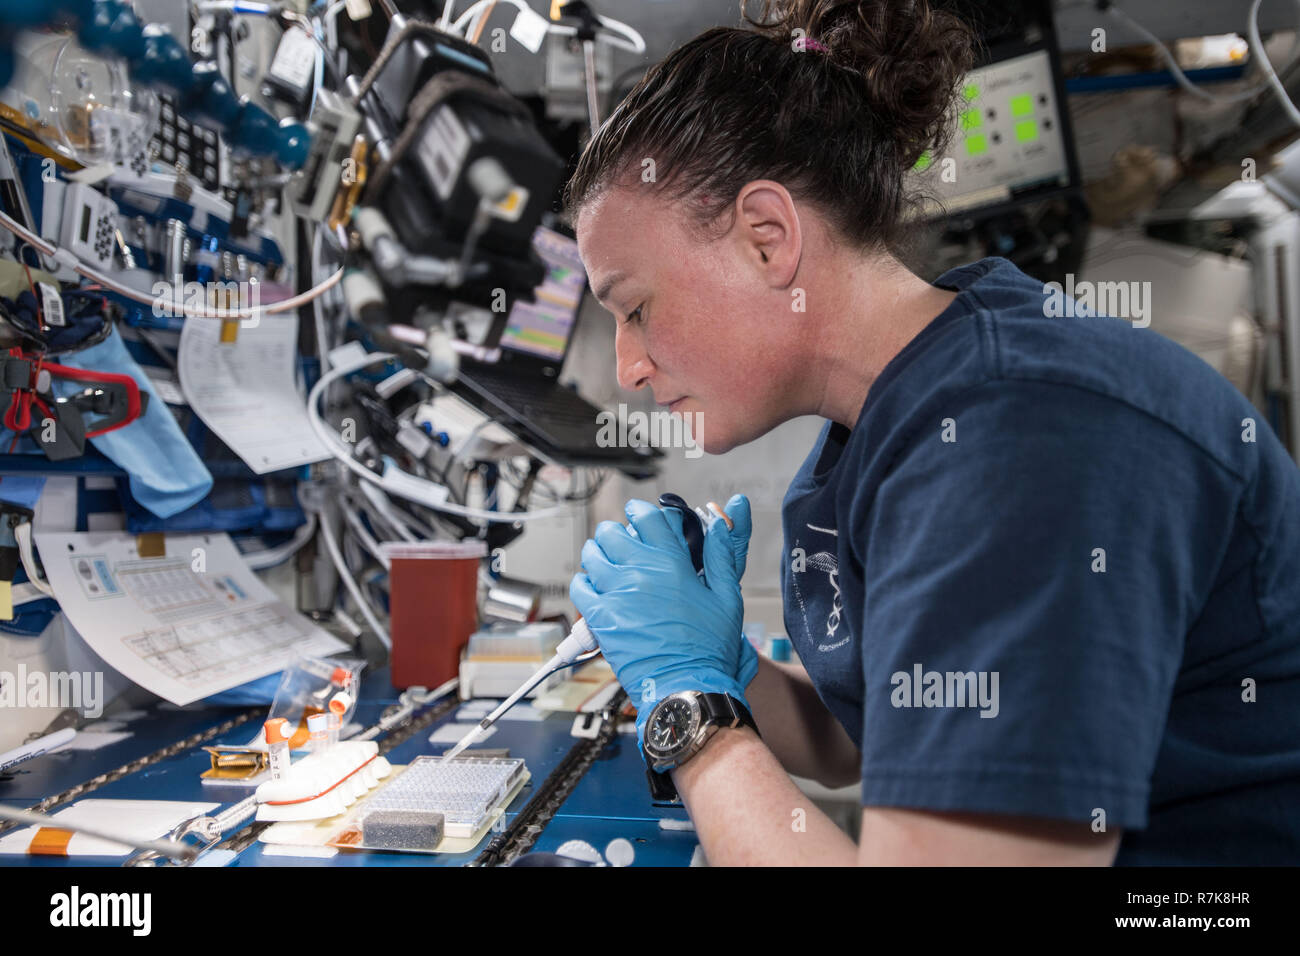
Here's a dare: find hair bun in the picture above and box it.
[743,0,975,167]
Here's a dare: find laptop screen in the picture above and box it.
[499,226,586,362]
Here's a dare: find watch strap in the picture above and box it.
[698,692,760,738]
[645,693,759,804]
[646,765,680,803]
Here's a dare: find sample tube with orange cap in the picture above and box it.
[264,718,293,780]
[327,691,353,747]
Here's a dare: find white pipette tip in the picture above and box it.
[439,713,497,763]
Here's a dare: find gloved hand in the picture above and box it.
[718,492,752,584]
[570,496,757,753]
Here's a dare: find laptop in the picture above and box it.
[449,226,661,475]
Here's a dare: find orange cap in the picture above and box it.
[328,691,353,716]
[264,717,292,745]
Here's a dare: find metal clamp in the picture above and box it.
[123,815,222,868]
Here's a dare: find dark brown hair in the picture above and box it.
[564,0,975,254]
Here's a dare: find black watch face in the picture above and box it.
[647,696,698,759]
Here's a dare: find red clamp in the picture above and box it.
[2,347,147,439]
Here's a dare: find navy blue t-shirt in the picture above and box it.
[779,256,1300,865]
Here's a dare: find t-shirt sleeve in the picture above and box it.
[856,380,1235,829]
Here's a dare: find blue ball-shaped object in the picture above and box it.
[102,4,146,60]
[187,63,241,128]
[275,118,311,170]
[231,99,274,152]
[135,30,190,92]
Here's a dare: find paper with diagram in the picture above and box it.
[178,314,331,474]
[34,531,347,705]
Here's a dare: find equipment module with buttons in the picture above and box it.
[148,93,225,192]
[910,49,1072,216]
[58,183,118,271]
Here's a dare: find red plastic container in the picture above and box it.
[382,541,486,689]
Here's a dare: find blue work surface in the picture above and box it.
[0,703,260,802]
[0,670,700,867]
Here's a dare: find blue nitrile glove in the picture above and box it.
[570,497,756,756]
[718,492,752,584]
[708,494,757,695]
[721,494,758,688]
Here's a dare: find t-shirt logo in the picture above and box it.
[791,524,847,652]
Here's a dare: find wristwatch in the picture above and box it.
[643,691,759,802]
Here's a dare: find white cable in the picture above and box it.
[211,795,259,833]
[468,5,492,41]
[240,513,318,570]
[0,209,344,319]
[360,485,464,541]
[355,675,460,740]
[410,676,461,705]
[1248,0,1300,128]
[316,506,391,649]
[309,24,324,118]
[310,224,343,369]
[352,480,432,539]
[1105,1,1300,105]
[446,0,645,54]
[11,581,51,608]
[544,21,645,54]
[440,0,459,30]
[14,523,54,597]
[332,605,364,637]
[593,15,646,54]
[324,0,348,26]
[341,504,392,570]
[342,528,364,575]
[351,488,412,540]
[306,351,577,523]
[358,480,418,541]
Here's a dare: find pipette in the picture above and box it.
[439,495,733,763]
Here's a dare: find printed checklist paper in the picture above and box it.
[178,314,331,474]
[34,531,346,705]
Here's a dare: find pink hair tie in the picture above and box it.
[800,37,829,54]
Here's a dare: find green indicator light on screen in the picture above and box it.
[1010,94,1033,117]
[962,83,979,101]
[1015,120,1038,142]
[960,109,981,131]
[966,135,987,156]
[914,151,932,171]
